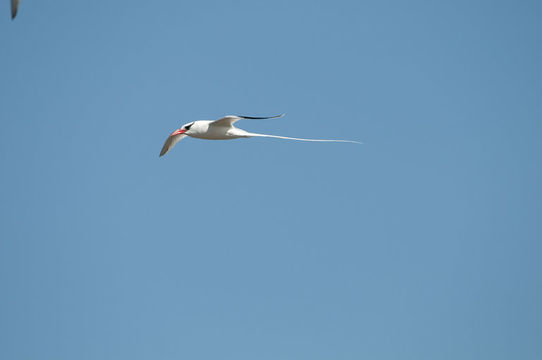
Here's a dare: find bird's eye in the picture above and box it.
[185,123,193,130]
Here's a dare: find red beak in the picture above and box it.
[171,128,187,136]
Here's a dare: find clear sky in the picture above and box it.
[1,0,541,359]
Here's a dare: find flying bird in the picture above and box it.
[11,0,20,19]
[159,114,360,156]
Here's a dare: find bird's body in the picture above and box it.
[159,114,360,156]
[184,120,251,140]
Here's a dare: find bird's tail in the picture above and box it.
[246,132,361,144]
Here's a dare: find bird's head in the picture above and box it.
[170,121,195,136]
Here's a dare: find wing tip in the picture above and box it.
[11,2,18,19]
[238,113,285,120]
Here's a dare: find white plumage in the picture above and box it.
[160,114,360,157]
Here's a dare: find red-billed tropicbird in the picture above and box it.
[159,114,360,157]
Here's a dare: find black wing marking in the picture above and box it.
[11,0,20,20]
[238,114,284,120]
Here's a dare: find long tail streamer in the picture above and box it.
[248,132,361,144]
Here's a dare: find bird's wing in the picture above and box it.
[211,114,284,128]
[159,133,187,157]
[246,132,361,144]
[11,0,20,19]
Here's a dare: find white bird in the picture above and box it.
[11,0,20,20]
[159,114,360,156]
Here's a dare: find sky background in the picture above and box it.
[1,0,541,359]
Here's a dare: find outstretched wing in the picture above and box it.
[159,132,187,157]
[11,0,20,19]
[211,114,284,128]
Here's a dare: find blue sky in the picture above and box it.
[1,0,541,359]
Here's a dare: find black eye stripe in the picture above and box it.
[185,123,193,130]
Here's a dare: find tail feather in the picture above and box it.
[247,132,361,144]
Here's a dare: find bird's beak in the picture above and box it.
[171,129,187,136]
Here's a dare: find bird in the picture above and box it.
[11,0,20,20]
[159,114,360,156]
